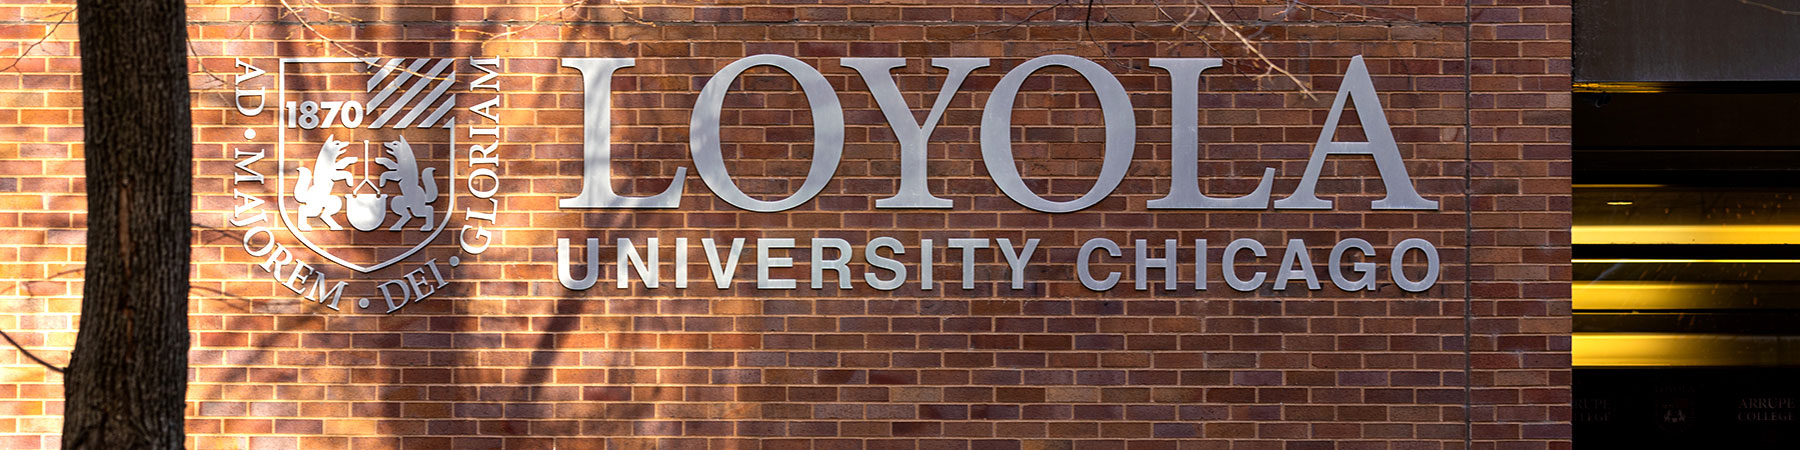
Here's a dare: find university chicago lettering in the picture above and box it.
[558,236,1441,293]
[560,54,1438,213]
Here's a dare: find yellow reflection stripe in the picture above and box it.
[1574,283,1713,310]
[1572,82,1668,94]
[1574,225,1800,245]
[1572,184,1667,188]
[1574,333,1800,367]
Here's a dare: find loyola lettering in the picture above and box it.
[558,54,1437,214]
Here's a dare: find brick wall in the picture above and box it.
[0,0,1569,449]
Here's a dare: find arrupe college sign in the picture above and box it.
[229,53,1442,314]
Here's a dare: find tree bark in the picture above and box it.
[61,0,191,447]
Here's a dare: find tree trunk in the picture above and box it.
[61,0,191,447]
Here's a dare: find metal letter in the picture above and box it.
[242,227,276,257]
[864,237,907,291]
[996,238,1040,290]
[1135,239,1178,291]
[305,277,347,311]
[230,190,265,227]
[234,148,265,185]
[920,238,934,290]
[948,238,990,290]
[1193,239,1208,291]
[234,59,266,116]
[377,279,411,314]
[1223,238,1266,292]
[459,224,492,254]
[703,238,746,289]
[692,55,844,212]
[404,267,437,300]
[812,238,853,289]
[1275,55,1438,210]
[283,261,314,292]
[980,55,1135,213]
[616,237,660,289]
[757,238,797,289]
[1273,239,1321,291]
[1329,238,1378,291]
[1147,58,1275,209]
[843,57,989,209]
[426,259,448,288]
[675,238,689,289]
[470,57,501,90]
[561,58,688,209]
[1077,238,1122,291]
[557,238,600,290]
[1391,238,1440,292]
[258,244,294,275]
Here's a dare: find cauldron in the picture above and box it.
[345,180,387,232]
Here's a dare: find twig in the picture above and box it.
[188,38,231,89]
[0,327,61,373]
[454,0,590,51]
[273,0,455,82]
[1740,0,1800,15]
[0,6,74,74]
[1083,0,1097,38]
[1277,0,1390,23]
[973,0,1073,36]
[1198,1,1312,97]
[612,5,656,26]
[298,0,365,23]
[1077,0,1142,72]
[275,0,373,59]
[0,267,86,374]
[1157,0,1315,98]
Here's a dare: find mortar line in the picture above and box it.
[1462,0,1476,448]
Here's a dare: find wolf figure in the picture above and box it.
[376,136,439,231]
[294,136,358,231]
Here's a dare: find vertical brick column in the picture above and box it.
[1468,0,1572,448]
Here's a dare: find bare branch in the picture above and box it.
[0,327,62,374]
[275,0,373,59]
[1156,0,1316,98]
[1740,0,1800,15]
[611,4,657,26]
[297,0,365,24]
[972,0,1073,37]
[0,6,75,74]
[454,0,592,51]
[0,267,87,374]
[1198,1,1312,97]
[273,0,456,82]
[188,38,231,89]
[1277,0,1390,23]
[1076,0,1141,72]
[0,5,78,375]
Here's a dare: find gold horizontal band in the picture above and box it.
[1572,184,1668,189]
[1573,225,1800,245]
[1573,281,1800,310]
[1575,282,1714,310]
[1572,82,1666,94]
[1574,333,1800,367]
[1573,258,1800,264]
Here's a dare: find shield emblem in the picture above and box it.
[276,57,462,273]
